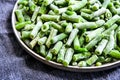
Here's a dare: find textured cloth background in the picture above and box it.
[0,0,120,80]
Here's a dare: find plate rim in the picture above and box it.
[11,0,120,72]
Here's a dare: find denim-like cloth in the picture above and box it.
[0,0,120,80]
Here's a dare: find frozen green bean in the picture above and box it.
[15,9,25,22]
[86,55,98,66]
[38,37,47,45]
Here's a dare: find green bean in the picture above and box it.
[78,61,87,67]
[95,39,108,55]
[84,27,105,42]
[68,0,80,5]
[109,50,120,59]
[21,31,31,39]
[48,10,56,15]
[103,24,118,35]
[51,41,63,55]
[63,48,74,66]
[66,28,79,47]
[29,34,40,49]
[104,9,112,21]
[81,12,92,20]
[30,17,43,39]
[15,9,24,22]
[50,22,64,32]
[74,20,105,29]
[23,39,30,46]
[88,0,97,5]
[102,0,110,8]
[43,0,54,6]
[79,35,85,47]
[104,15,120,28]
[46,28,58,48]
[65,10,76,15]
[72,62,78,66]
[51,33,68,44]
[29,0,36,12]
[54,0,66,6]
[97,56,105,63]
[80,9,92,14]
[86,55,98,66]
[65,23,73,34]
[46,51,53,60]
[108,2,117,15]
[104,57,112,63]
[103,31,115,56]
[62,13,80,23]
[40,45,46,57]
[68,0,87,11]
[16,21,31,30]
[55,7,67,14]
[41,14,60,22]
[92,7,107,17]
[74,35,80,50]
[57,45,66,63]
[24,24,34,31]
[85,34,103,50]
[91,3,100,11]
[39,4,47,14]
[73,52,91,62]
[117,31,120,46]
[38,37,47,45]
[18,0,28,5]
[50,4,59,13]
[41,22,50,32]
[31,6,40,22]
[95,62,102,66]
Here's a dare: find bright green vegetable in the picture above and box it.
[63,48,74,66]
[15,9,25,22]
[109,50,120,59]
[86,55,98,66]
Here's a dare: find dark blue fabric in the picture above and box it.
[0,0,120,80]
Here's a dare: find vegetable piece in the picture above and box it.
[43,0,54,6]
[102,0,110,8]
[62,13,81,23]
[15,9,24,22]
[50,4,59,13]
[41,22,50,32]
[50,22,64,32]
[109,50,120,59]
[21,31,31,39]
[16,21,31,30]
[63,48,74,66]
[24,24,34,31]
[92,7,107,17]
[73,52,91,62]
[30,17,43,39]
[68,0,87,11]
[72,62,78,66]
[40,45,46,57]
[86,55,98,66]
[74,35,80,50]
[57,45,66,63]
[39,4,47,14]
[29,0,36,12]
[51,33,68,44]
[51,41,63,55]
[85,34,103,50]
[66,28,79,46]
[18,0,28,5]
[103,31,115,56]
[81,12,92,20]
[95,39,108,55]
[84,27,105,42]
[103,24,118,35]
[78,61,87,67]
[65,23,73,34]
[41,14,60,22]
[104,15,120,28]
[95,62,102,66]
[80,9,92,14]
[54,0,66,6]
[46,28,58,48]
[46,51,53,60]
[31,6,40,21]
[38,37,47,45]
[74,20,105,29]
[108,2,117,15]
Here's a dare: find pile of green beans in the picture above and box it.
[15,0,120,67]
